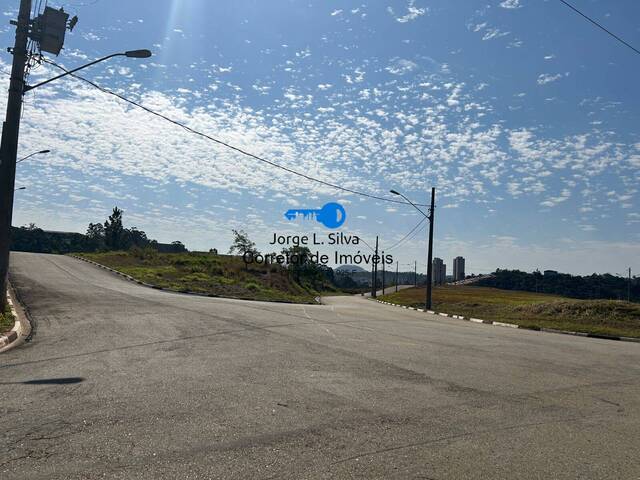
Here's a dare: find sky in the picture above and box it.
[1,0,639,276]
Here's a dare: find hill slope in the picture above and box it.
[77,251,320,304]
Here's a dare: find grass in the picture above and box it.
[379,285,640,338]
[0,304,15,334]
[75,250,320,304]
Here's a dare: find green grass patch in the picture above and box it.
[380,285,640,338]
[0,304,15,334]
[75,250,319,304]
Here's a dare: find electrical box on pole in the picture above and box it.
[30,7,70,55]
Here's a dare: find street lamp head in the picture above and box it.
[390,190,400,195]
[16,187,26,191]
[125,49,152,58]
[39,149,51,154]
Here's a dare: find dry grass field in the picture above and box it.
[380,285,640,338]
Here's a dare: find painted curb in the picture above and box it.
[69,255,321,305]
[0,287,31,353]
[373,298,640,344]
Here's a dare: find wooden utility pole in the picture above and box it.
[0,0,32,309]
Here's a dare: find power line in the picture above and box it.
[42,58,429,207]
[557,0,640,56]
[385,216,427,252]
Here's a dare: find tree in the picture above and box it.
[170,241,187,253]
[86,222,104,239]
[280,246,324,288]
[86,222,105,251]
[229,229,257,255]
[104,207,126,250]
[126,227,149,248]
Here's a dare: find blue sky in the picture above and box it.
[1,0,639,275]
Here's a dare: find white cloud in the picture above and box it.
[500,0,523,9]
[482,28,510,41]
[537,72,568,85]
[387,1,428,23]
[385,58,418,75]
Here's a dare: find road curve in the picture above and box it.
[1,252,639,479]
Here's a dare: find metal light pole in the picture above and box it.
[395,261,398,293]
[371,235,379,298]
[391,188,436,310]
[426,188,435,310]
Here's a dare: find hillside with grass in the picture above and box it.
[380,285,640,338]
[77,249,328,304]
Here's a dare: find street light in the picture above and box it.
[24,49,152,92]
[391,188,436,311]
[14,187,26,192]
[17,149,51,163]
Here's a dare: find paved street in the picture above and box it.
[1,252,640,479]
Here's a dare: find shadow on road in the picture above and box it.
[0,376,85,385]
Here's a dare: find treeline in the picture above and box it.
[11,207,186,255]
[477,269,639,302]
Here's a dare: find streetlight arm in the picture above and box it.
[24,53,124,92]
[391,190,430,219]
[17,149,51,163]
[23,49,151,92]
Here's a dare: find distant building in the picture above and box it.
[432,258,446,285]
[453,256,465,282]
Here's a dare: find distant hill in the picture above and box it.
[336,265,367,273]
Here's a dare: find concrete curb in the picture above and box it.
[373,299,640,344]
[0,286,32,353]
[69,255,321,305]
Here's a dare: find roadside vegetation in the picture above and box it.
[477,269,639,303]
[76,249,330,304]
[379,285,640,338]
[0,304,14,334]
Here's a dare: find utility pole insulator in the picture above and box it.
[68,16,79,32]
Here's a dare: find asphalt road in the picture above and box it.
[1,252,640,479]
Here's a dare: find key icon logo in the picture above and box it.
[284,202,347,229]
